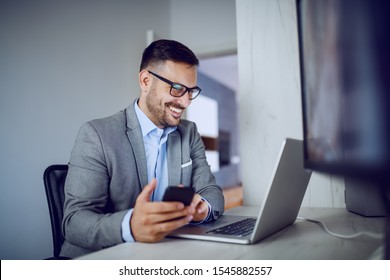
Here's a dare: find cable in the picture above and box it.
[297,216,384,239]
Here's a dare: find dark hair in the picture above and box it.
[139,39,199,71]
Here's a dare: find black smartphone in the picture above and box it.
[162,186,194,206]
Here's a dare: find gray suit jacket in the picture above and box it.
[60,100,224,258]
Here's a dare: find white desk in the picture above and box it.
[78,207,385,260]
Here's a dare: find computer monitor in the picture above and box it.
[296,0,390,258]
[297,0,390,179]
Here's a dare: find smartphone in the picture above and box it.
[162,186,194,206]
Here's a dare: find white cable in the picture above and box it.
[297,216,384,239]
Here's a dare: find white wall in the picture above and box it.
[0,0,238,260]
[236,0,345,207]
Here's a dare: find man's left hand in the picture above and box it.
[190,194,210,222]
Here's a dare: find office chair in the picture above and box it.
[43,164,70,260]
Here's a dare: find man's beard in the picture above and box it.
[145,88,183,128]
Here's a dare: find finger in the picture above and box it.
[197,200,209,214]
[145,208,192,224]
[138,214,193,243]
[155,214,193,234]
[190,194,203,208]
[140,201,186,216]
[136,178,157,203]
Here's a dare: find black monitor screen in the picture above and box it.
[297,0,390,178]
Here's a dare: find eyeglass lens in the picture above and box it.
[171,84,199,98]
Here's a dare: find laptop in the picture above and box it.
[168,138,312,244]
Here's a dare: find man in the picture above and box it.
[60,39,225,258]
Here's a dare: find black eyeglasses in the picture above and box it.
[148,70,201,100]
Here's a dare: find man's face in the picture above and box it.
[139,61,197,128]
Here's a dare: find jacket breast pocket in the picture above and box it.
[180,159,192,186]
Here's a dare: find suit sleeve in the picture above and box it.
[62,122,127,251]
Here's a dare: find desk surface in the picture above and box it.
[78,207,385,260]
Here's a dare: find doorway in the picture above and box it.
[186,54,241,190]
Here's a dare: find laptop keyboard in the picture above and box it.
[206,218,257,237]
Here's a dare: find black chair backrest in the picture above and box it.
[43,164,68,259]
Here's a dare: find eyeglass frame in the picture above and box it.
[148,70,202,100]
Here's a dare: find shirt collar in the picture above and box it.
[134,99,177,137]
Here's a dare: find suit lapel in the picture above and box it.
[167,131,181,186]
[125,102,148,189]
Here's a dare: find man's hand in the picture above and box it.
[190,194,210,222]
[130,179,194,242]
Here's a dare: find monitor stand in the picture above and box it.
[383,184,390,260]
[344,178,387,217]
[345,176,390,259]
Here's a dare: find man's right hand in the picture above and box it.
[130,178,194,242]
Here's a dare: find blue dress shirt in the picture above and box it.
[121,101,211,242]
[121,101,175,242]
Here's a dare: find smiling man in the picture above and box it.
[60,39,224,258]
